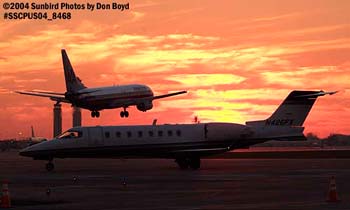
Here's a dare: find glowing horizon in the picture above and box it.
[0,0,349,139]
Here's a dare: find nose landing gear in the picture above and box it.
[120,107,129,118]
[46,160,54,172]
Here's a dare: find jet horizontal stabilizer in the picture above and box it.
[153,91,187,100]
[295,90,338,98]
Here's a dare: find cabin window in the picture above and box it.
[158,131,163,137]
[105,132,110,138]
[167,130,173,136]
[127,131,132,138]
[148,131,154,137]
[116,131,121,138]
[57,131,82,139]
[176,130,181,136]
[138,131,143,137]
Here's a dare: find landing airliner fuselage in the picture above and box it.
[69,84,154,117]
[17,49,187,118]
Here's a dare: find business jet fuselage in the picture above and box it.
[20,122,304,171]
[19,90,336,171]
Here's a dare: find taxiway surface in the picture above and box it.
[1,151,350,210]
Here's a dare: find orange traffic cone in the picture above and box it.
[327,176,340,202]
[1,180,11,208]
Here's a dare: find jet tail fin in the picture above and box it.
[246,90,336,127]
[61,49,86,93]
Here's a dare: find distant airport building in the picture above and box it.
[53,103,62,137]
[53,104,81,137]
[72,107,82,127]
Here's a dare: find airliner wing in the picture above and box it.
[153,91,187,100]
[15,91,70,103]
[25,90,65,95]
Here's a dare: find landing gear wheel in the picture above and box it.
[46,162,54,172]
[95,111,100,118]
[120,110,129,118]
[175,158,189,170]
[91,111,100,118]
[189,158,201,170]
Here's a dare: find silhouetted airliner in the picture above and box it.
[16,49,187,118]
[19,90,336,171]
[28,126,46,145]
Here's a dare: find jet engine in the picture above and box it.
[137,101,153,112]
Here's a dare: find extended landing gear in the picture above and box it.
[46,161,54,172]
[120,108,129,118]
[91,111,100,118]
[175,157,201,170]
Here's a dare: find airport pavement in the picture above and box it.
[1,150,350,210]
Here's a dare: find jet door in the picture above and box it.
[88,127,104,146]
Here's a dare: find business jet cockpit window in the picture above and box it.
[57,131,82,139]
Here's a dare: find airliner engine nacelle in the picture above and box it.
[137,101,153,112]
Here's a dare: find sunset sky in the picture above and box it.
[0,0,349,139]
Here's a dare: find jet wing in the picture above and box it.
[15,91,70,103]
[152,91,187,100]
[170,147,231,156]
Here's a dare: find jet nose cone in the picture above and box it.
[19,140,53,159]
[19,142,45,157]
[19,147,34,157]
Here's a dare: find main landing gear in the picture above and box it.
[175,157,201,170]
[91,111,100,118]
[120,108,129,118]
[90,109,130,118]
[46,160,54,172]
